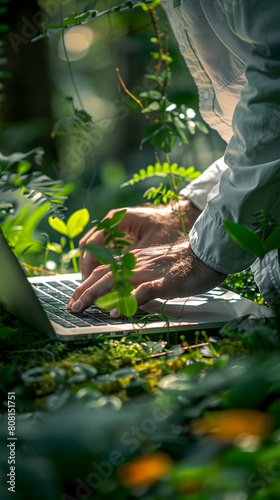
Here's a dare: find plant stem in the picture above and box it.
[59,1,84,109]
[70,239,79,273]
[166,154,186,235]
[149,6,163,75]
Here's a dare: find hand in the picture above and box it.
[68,238,227,315]
[78,201,201,279]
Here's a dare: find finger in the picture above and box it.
[79,229,106,278]
[79,227,104,248]
[132,278,165,308]
[70,272,115,313]
[79,249,103,280]
[68,265,110,308]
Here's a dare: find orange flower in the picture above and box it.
[190,409,275,441]
[118,452,173,488]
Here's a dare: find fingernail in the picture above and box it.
[111,308,120,318]
[72,300,82,312]
[67,298,74,309]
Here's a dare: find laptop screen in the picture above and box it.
[0,231,56,338]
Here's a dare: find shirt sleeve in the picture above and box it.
[189,0,280,274]
[179,156,227,212]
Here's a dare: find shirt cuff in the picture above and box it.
[179,156,228,212]
[189,205,257,274]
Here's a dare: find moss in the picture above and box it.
[220,340,247,355]
[166,358,184,371]
[27,373,57,397]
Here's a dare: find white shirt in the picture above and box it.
[162,0,280,274]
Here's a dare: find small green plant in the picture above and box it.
[119,4,205,232]
[0,148,72,259]
[84,209,138,317]
[48,208,90,272]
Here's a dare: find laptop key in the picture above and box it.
[46,282,73,294]
[45,311,76,328]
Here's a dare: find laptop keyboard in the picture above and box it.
[31,279,158,329]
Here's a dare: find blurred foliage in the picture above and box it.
[225,215,280,260]
[0,147,73,263]
[222,269,265,305]
[1,2,279,500]
[0,0,11,104]
[1,310,280,499]
[0,0,224,220]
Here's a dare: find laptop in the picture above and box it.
[0,230,272,343]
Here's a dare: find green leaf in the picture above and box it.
[182,361,209,376]
[264,224,280,254]
[0,147,44,175]
[144,74,164,83]
[21,367,44,383]
[14,238,42,256]
[72,362,97,378]
[49,367,66,385]
[141,101,161,113]
[96,291,137,317]
[122,252,136,270]
[140,122,164,149]
[151,127,178,153]
[47,242,63,254]
[60,236,67,247]
[0,24,9,32]
[109,209,127,227]
[195,121,209,134]
[139,90,162,100]
[112,367,138,379]
[84,244,116,265]
[168,122,189,144]
[162,54,173,63]
[48,216,68,236]
[22,202,51,238]
[113,239,132,247]
[66,208,90,239]
[224,220,265,259]
[17,161,32,175]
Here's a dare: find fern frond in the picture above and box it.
[121,162,201,187]
[144,183,179,205]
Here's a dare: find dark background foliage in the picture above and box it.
[1,0,225,224]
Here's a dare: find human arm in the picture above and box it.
[68,238,227,314]
[78,200,201,279]
[189,0,280,275]
[78,155,228,279]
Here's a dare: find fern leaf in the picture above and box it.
[121,162,201,188]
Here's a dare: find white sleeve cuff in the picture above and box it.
[180,156,228,212]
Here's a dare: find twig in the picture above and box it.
[59,0,84,109]
[149,6,163,75]
[21,263,57,275]
[115,68,144,108]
